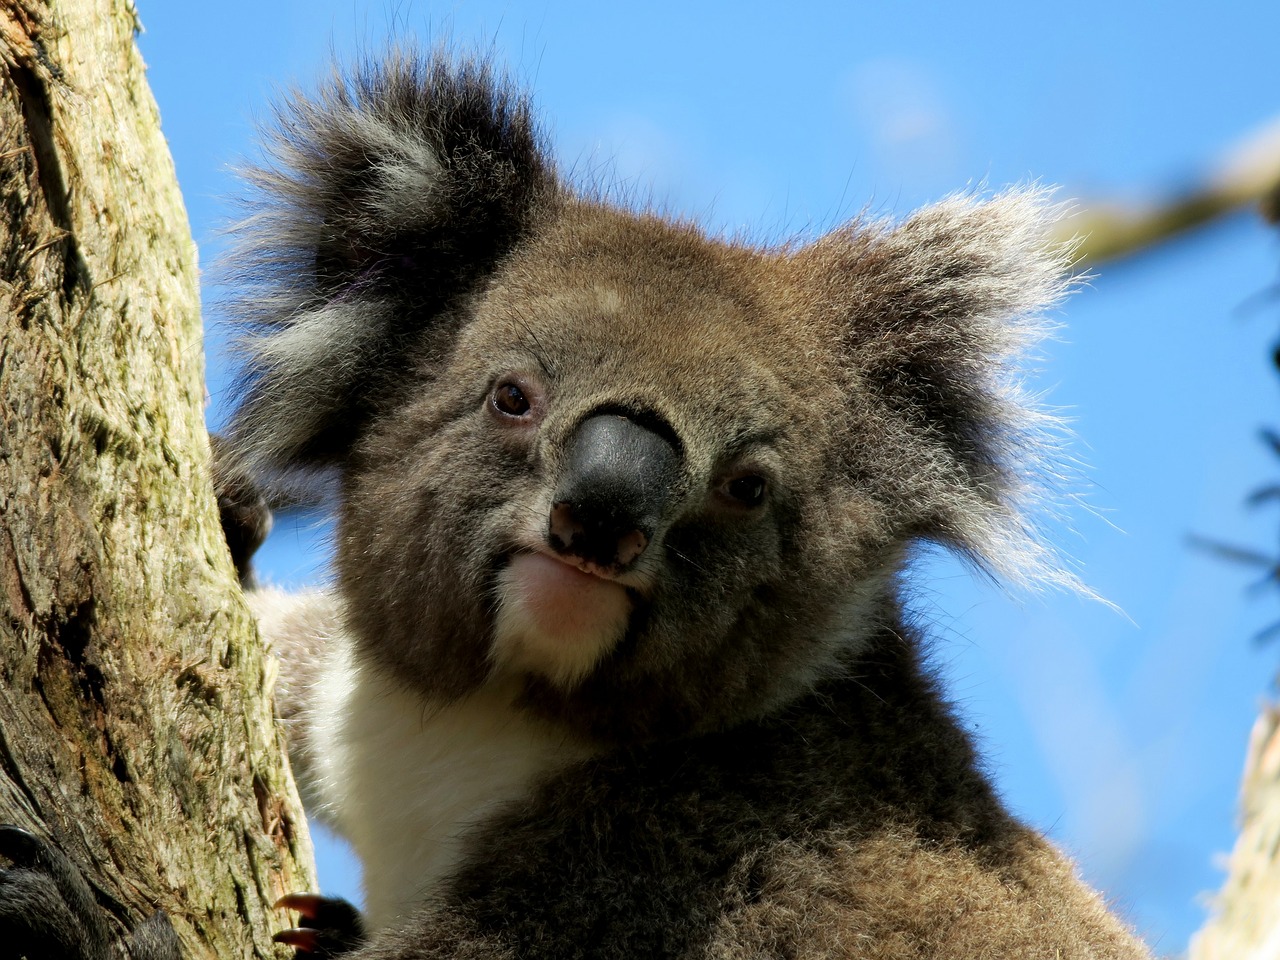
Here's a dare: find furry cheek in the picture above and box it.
[490,552,632,688]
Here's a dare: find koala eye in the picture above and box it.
[721,473,768,508]
[491,380,532,418]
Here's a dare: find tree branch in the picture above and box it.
[1060,116,1280,266]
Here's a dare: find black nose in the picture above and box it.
[548,413,681,572]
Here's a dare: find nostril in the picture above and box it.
[614,529,649,567]
[547,500,651,571]
[548,501,586,554]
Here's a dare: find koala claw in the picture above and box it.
[0,824,41,860]
[275,892,366,958]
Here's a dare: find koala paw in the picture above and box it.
[0,825,180,960]
[274,892,366,958]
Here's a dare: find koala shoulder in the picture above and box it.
[251,586,593,928]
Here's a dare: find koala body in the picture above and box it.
[224,53,1150,959]
[254,588,595,929]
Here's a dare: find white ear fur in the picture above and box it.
[904,189,1083,594]
[810,187,1083,593]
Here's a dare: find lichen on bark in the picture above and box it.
[0,1,314,957]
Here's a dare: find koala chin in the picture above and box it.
[491,551,634,687]
[0,51,1152,960]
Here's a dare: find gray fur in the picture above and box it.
[228,52,557,473]
[229,51,1148,959]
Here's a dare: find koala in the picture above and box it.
[0,51,1151,960]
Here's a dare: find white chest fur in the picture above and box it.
[260,590,595,932]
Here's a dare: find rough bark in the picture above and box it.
[0,1,314,958]
[1189,703,1280,960]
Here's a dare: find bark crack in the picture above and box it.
[0,718,41,818]
[2,6,90,300]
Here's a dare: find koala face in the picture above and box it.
[229,56,1072,743]
[335,205,897,740]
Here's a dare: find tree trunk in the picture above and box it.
[0,2,314,958]
[1189,703,1280,960]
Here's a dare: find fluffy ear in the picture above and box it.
[225,53,558,477]
[799,189,1078,586]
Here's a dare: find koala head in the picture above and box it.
[228,54,1074,742]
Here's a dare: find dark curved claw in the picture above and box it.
[0,825,46,865]
[275,891,366,958]
[274,925,326,953]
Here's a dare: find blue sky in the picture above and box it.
[139,3,1280,953]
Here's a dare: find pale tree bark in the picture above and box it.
[1189,705,1280,960]
[0,1,313,959]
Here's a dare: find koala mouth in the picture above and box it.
[489,551,633,688]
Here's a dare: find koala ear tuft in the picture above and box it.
[223,51,558,482]
[800,188,1083,589]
